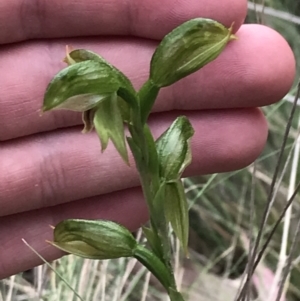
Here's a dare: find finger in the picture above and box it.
[0,108,268,217]
[0,0,246,44]
[0,24,294,140]
[0,187,148,279]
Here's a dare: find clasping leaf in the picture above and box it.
[155,116,194,253]
[156,116,194,181]
[164,180,189,254]
[150,18,236,87]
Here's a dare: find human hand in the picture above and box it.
[0,0,295,279]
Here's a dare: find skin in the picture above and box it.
[0,0,296,279]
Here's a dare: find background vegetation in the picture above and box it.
[2,1,300,300]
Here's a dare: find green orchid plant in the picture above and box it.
[42,18,236,301]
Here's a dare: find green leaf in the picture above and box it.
[117,96,131,123]
[178,138,192,175]
[93,93,128,163]
[143,124,159,176]
[156,116,194,181]
[169,288,186,301]
[151,182,166,223]
[133,244,173,291]
[127,136,142,163]
[142,226,164,260]
[49,219,137,259]
[164,180,189,254]
[150,18,236,87]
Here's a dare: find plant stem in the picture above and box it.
[138,79,160,124]
[128,96,178,294]
[133,244,175,291]
[138,166,181,297]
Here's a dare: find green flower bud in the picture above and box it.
[42,48,137,113]
[150,18,236,87]
[48,219,137,259]
[42,61,120,112]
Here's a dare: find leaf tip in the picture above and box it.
[81,124,94,134]
[81,128,88,134]
[63,45,76,65]
[41,100,55,113]
[100,143,107,154]
[230,33,238,41]
[228,22,238,41]
[122,154,130,166]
